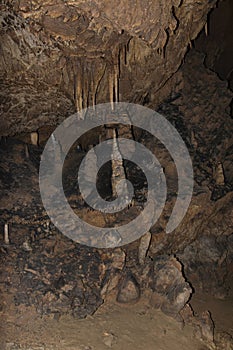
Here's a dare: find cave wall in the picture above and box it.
[0,0,218,136]
[195,0,233,90]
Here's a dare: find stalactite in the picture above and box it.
[72,60,79,113]
[76,67,82,114]
[94,73,99,109]
[90,60,106,111]
[125,38,131,66]
[118,45,123,77]
[82,67,86,112]
[114,69,118,104]
[86,61,92,111]
[114,49,120,104]
[4,223,9,245]
[109,69,114,111]
[73,72,77,111]
[74,59,87,118]
[83,64,88,111]
[90,62,96,110]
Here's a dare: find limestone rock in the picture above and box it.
[0,0,217,135]
[117,273,140,303]
[149,256,192,319]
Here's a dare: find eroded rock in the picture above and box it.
[117,273,140,303]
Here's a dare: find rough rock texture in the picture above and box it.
[196,0,233,90]
[178,233,233,298]
[148,51,233,256]
[0,50,232,324]
[0,0,218,135]
[147,255,192,320]
[0,2,233,349]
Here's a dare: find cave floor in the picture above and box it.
[191,288,233,338]
[1,292,233,350]
[0,296,209,350]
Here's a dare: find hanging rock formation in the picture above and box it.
[0,0,218,135]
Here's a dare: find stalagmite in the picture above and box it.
[214,162,225,185]
[138,231,152,265]
[4,223,10,245]
[30,131,38,146]
[79,146,98,204]
[51,133,63,166]
[111,129,129,202]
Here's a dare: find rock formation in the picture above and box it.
[1,0,217,135]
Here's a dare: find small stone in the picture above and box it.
[103,332,117,348]
[117,273,140,303]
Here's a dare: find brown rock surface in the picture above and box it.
[0,0,217,135]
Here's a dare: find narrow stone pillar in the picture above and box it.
[111,129,129,199]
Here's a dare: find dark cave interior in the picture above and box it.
[0,0,233,349]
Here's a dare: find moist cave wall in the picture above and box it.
[0,1,233,349]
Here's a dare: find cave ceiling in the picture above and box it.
[0,0,218,136]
